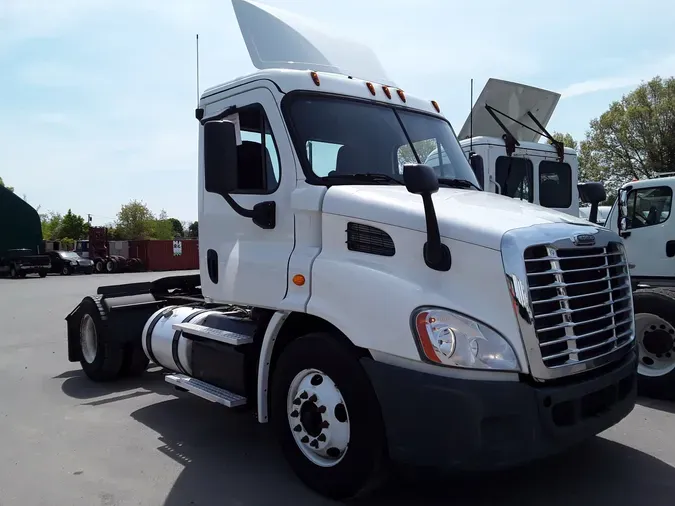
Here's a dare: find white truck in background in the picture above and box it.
[64,0,638,499]
[604,175,675,399]
[425,78,582,218]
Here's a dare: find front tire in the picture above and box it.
[61,265,71,276]
[633,288,675,400]
[77,297,124,381]
[270,332,388,500]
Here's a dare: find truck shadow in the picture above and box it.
[130,396,675,506]
[58,367,174,405]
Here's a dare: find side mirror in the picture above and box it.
[402,164,450,272]
[577,181,606,205]
[617,188,630,234]
[468,153,484,189]
[578,181,606,224]
[204,120,238,196]
[402,163,439,194]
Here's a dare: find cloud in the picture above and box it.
[561,53,675,98]
[2,0,675,223]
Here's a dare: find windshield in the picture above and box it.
[286,95,479,186]
[59,251,79,259]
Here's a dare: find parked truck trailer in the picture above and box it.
[0,186,51,278]
[65,0,638,499]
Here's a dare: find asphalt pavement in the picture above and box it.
[0,271,674,506]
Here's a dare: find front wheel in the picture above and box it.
[38,270,47,278]
[633,288,675,399]
[61,265,71,276]
[270,333,388,500]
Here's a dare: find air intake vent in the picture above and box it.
[346,222,395,257]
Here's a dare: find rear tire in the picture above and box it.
[270,332,388,500]
[39,270,47,278]
[633,288,675,400]
[77,297,124,382]
[10,265,17,279]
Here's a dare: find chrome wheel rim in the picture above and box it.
[635,313,675,377]
[80,314,98,364]
[286,368,350,467]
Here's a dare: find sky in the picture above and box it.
[2,0,675,225]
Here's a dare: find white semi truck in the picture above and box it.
[65,0,638,499]
[604,175,675,399]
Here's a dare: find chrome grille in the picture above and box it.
[524,243,633,369]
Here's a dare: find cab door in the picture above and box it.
[617,184,674,279]
[199,85,296,307]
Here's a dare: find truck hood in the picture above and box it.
[322,186,592,250]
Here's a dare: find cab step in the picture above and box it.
[172,322,254,346]
[165,374,247,408]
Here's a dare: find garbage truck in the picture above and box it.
[65,0,638,499]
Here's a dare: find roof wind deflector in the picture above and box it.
[231,0,397,87]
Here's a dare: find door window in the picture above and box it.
[625,186,673,229]
[539,161,572,208]
[495,156,533,202]
[227,103,281,194]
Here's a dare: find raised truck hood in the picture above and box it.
[322,186,592,251]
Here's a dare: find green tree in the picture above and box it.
[188,221,198,238]
[40,211,63,240]
[115,200,156,240]
[151,209,175,240]
[60,209,87,240]
[169,218,184,237]
[398,139,438,166]
[0,176,14,193]
[581,75,675,195]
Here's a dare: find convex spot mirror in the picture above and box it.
[402,163,439,195]
[578,181,606,204]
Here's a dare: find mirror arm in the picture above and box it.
[421,193,451,271]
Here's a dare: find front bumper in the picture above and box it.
[361,348,637,472]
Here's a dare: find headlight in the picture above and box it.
[411,307,521,371]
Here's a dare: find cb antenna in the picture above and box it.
[196,34,201,106]
[469,78,474,153]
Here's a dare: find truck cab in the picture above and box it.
[425,78,580,218]
[65,0,638,499]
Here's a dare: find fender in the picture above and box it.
[256,310,290,422]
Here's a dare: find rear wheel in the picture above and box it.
[9,265,17,279]
[77,297,124,381]
[270,332,388,500]
[95,260,104,273]
[38,270,47,278]
[633,288,675,399]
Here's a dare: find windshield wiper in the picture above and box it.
[320,173,404,185]
[438,178,481,191]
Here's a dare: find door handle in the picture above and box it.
[666,240,675,258]
[207,249,219,283]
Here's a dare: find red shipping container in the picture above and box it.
[128,239,199,271]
